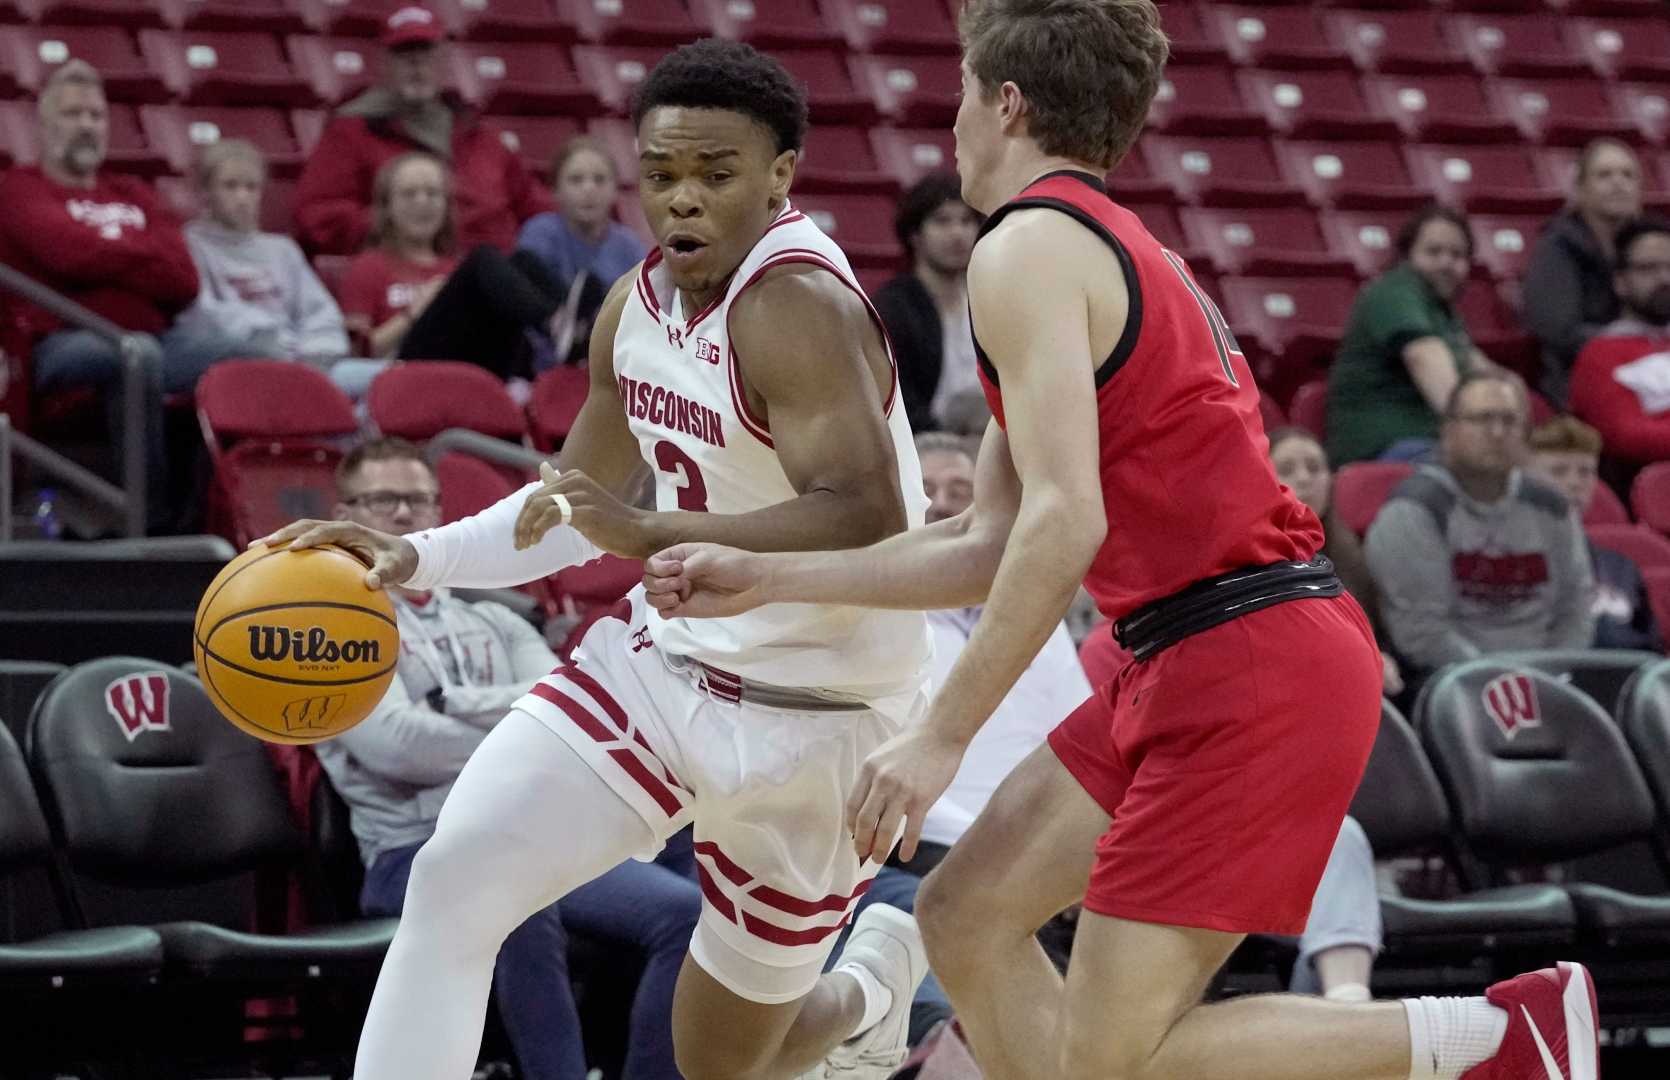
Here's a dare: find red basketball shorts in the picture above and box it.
[1047,593,1381,936]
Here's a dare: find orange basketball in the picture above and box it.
[193,545,400,745]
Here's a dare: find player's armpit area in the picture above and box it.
[727,265,908,546]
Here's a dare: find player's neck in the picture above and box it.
[984,151,1102,210]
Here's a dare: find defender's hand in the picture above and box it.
[845,726,966,864]
[643,543,770,619]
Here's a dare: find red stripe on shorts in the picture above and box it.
[528,682,612,744]
[558,667,631,730]
[609,748,683,817]
[742,910,851,947]
[694,840,754,887]
[748,876,874,918]
[696,863,737,922]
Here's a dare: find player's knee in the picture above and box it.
[1058,1026,1147,1080]
[916,864,983,968]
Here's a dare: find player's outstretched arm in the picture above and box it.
[644,418,1021,618]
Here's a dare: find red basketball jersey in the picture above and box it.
[975,171,1323,621]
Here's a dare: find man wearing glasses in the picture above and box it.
[1365,373,1595,696]
[316,436,701,1080]
[1569,215,1670,465]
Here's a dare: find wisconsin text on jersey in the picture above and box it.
[617,373,727,449]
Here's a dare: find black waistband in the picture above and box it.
[1113,556,1343,662]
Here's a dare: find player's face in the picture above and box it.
[207,156,265,233]
[1578,143,1642,222]
[40,83,108,180]
[1269,434,1331,518]
[557,148,616,233]
[335,459,442,536]
[1530,450,1598,513]
[952,65,1004,215]
[637,107,795,299]
[921,449,975,523]
[1442,380,1526,477]
[1615,232,1670,324]
[1407,219,1470,303]
[914,200,981,277]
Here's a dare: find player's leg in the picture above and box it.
[353,709,666,1080]
[913,741,1111,1080]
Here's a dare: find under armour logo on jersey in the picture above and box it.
[630,627,654,653]
[666,324,684,349]
[695,337,722,364]
[1482,672,1541,740]
[104,672,172,741]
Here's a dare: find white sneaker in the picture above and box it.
[816,903,930,1079]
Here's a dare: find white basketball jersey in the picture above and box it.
[612,202,931,696]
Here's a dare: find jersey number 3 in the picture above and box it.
[1161,249,1243,387]
[654,440,709,511]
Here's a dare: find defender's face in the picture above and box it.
[952,64,1003,215]
[637,107,794,296]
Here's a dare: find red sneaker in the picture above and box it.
[1460,962,1599,1080]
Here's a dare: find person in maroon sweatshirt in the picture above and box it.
[293,4,552,258]
[0,60,256,531]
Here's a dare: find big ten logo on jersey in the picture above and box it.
[104,672,172,741]
[695,337,722,364]
[283,693,348,736]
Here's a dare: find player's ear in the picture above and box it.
[998,80,1029,135]
[769,147,797,205]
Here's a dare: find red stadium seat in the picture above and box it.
[869,126,955,189]
[16,0,162,28]
[1106,145,1178,204]
[1450,15,1591,78]
[1585,480,1631,527]
[492,114,583,181]
[1572,17,1670,82]
[1469,213,1549,281]
[1237,69,1396,141]
[139,30,315,106]
[1160,2,1228,65]
[0,25,167,103]
[1142,135,1305,208]
[452,41,596,115]
[1319,209,1407,278]
[1453,280,1539,379]
[431,0,578,43]
[1615,84,1670,148]
[1178,207,1352,277]
[367,361,527,443]
[797,125,894,195]
[289,0,388,39]
[159,0,305,34]
[1333,462,1414,536]
[823,0,958,56]
[286,35,382,106]
[1323,9,1470,74]
[1275,140,1427,210]
[1213,7,1347,70]
[529,364,590,452]
[556,0,699,46]
[792,194,900,268]
[1630,463,1670,537]
[140,105,303,178]
[850,52,957,126]
[1490,78,1642,148]
[291,106,324,153]
[690,0,841,48]
[1403,144,1565,214]
[1589,523,1670,574]
[1149,64,1264,137]
[1218,276,1358,402]
[1362,74,1519,144]
[1289,379,1327,439]
[435,450,520,526]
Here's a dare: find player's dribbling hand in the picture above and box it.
[643,543,769,619]
[253,520,417,590]
[516,461,661,557]
[846,727,966,864]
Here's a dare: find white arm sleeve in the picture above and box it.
[403,482,605,591]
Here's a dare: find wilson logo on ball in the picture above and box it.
[247,625,383,665]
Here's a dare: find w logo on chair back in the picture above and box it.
[1482,672,1541,741]
[104,672,172,742]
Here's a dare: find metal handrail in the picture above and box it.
[0,260,154,539]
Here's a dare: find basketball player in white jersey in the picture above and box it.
[262,40,932,1080]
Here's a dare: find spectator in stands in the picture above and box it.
[1568,215,1670,465]
[339,153,563,385]
[1327,205,1499,466]
[1523,138,1643,407]
[178,139,358,386]
[1528,417,1660,652]
[1267,427,1403,697]
[517,136,648,368]
[1366,373,1594,684]
[872,173,984,434]
[0,60,251,531]
[294,4,551,257]
[315,437,698,1080]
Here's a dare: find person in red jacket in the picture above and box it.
[294,4,552,258]
[1569,215,1670,465]
[0,59,257,531]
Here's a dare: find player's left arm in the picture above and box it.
[544,265,910,559]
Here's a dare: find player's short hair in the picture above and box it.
[1615,215,1670,271]
[337,436,436,493]
[895,172,974,252]
[38,59,103,115]
[915,430,979,464]
[630,39,808,155]
[1528,416,1604,457]
[194,137,266,191]
[958,0,1169,170]
[1396,203,1474,260]
[369,151,455,254]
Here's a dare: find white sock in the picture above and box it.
[1325,982,1373,1003]
[834,960,894,1038]
[1402,996,1510,1080]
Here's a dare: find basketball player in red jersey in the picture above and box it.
[646,3,1600,1079]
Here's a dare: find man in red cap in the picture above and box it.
[294,3,551,256]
